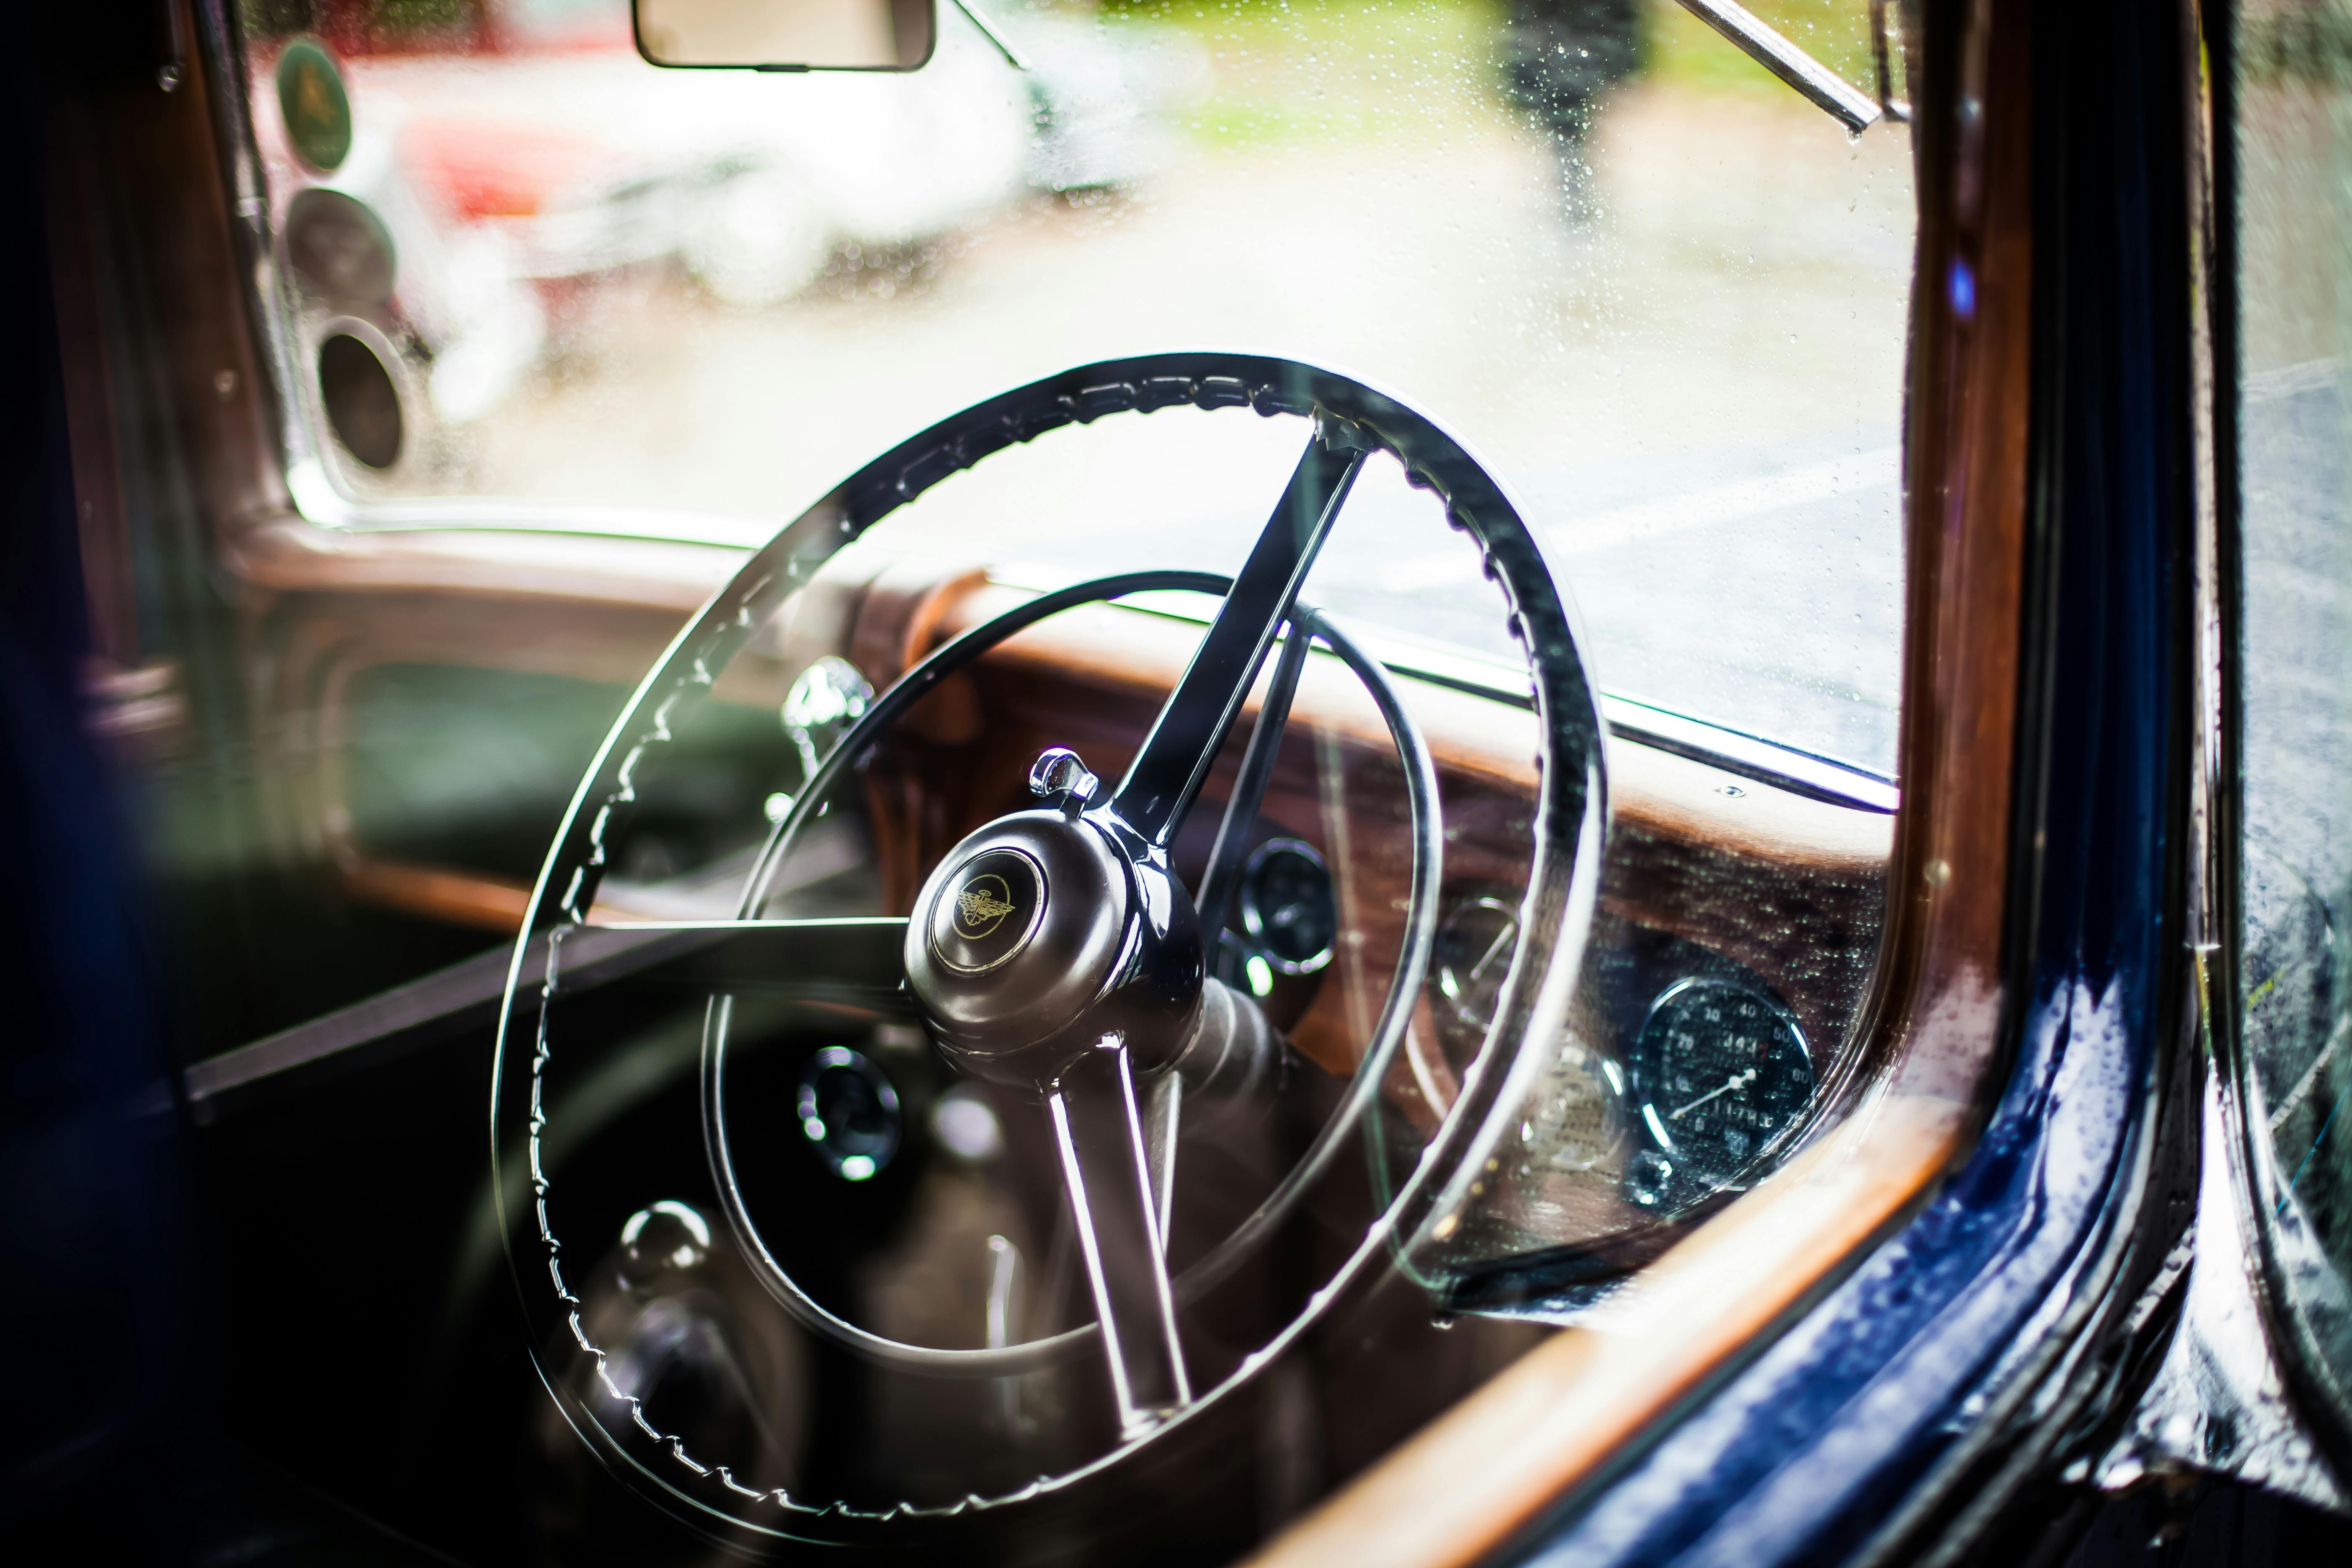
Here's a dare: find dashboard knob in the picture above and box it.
[1027,746,1100,816]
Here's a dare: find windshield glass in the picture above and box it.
[237,0,1913,775]
[162,4,1927,1545]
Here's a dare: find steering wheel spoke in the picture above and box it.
[1048,1043,1193,1436]
[1194,614,1315,940]
[1109,428,1364,846]
[564,917,909,1006]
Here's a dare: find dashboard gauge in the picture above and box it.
[317,330,405,472]
[284,189,398,307]
[796,1047,901,1182]
[1240,839,1337,974]
[1531,1039,1630,1173]
[1625,977,1813,1210]
[1434,896,1522,1028]
[274,36,352,173]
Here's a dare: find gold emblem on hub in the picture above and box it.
[954,876,1018,936]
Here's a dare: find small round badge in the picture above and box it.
[276,38,353,174]
[930,848,1044,975]
[956,874,1017,936]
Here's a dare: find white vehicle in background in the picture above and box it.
[256,0,1194,464]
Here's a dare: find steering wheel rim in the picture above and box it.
[492,351,1610,1532]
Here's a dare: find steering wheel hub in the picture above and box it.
[904,808,1201,1083]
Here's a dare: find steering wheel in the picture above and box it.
[492,353,1607,1538]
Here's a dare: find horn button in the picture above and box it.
[904,808,1203,1086]
[929,847,1046,975]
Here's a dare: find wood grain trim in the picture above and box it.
[1251,1096,1965,1568]
[932,585,1890,930]
[1248,0,2035,1557]
[244,593,694,896]
[334,860,685,933]
[337,860,534,933]
[227,515,745,615]
[933,585,1541,779]
[930,585,1887,866]
[1607,739,1889,880]
[850,556,995,681]
[235,524,841,946]
[1602,740,1889,1056]
[1861,0,2037,1110]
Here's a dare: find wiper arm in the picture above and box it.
[1675,0,1906,135]
[953,0,1030,72]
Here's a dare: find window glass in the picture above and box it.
[2233,0,2352,1434]
[240,0,1912,774]
[186,1,1920,1541]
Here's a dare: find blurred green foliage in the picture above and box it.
[2240,3,2352,87]
[239,0,482,46]
[1096,0,1514,148]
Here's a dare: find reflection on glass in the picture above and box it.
[2235,0,2352,1443]
[637,0,933,69]
[176,0,1917,1543]
[240,0,1910,773]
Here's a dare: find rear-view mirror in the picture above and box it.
[635,0,936,70]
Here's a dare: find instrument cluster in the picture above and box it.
[1426,897,1824,1304]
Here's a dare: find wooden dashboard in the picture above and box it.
[835,557,1890,1125]
[235,519,1891,1084]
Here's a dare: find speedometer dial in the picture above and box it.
[1625,977,1813,1212]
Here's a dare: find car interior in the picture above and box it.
[24,0,2352,1563]
[29,0,1951,1557]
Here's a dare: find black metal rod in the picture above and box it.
[1109,435,1361,846]
[1193,619,1314,943]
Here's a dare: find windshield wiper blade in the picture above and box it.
[1675,0,1899,135]
[953,0,1029,72]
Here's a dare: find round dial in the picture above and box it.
[796,1047,901,1182]
[1626,977,1813,1210]
[1434,896,1521,1029]
[1240,839,1337,974]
